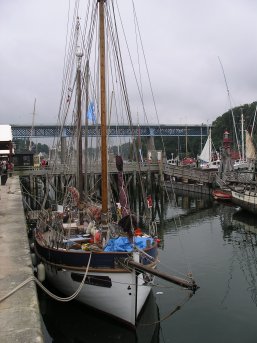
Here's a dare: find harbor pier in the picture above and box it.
[0,176,44,343]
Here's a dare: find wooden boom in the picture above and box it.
[127,259,198,292]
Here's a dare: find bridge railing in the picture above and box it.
[11,124,209,138]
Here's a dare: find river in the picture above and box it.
[38,191,257,343]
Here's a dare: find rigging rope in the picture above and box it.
[139,292,193,327]
[0,253,92,304]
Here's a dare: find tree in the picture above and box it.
[13,139,49,154]
[212,101,257,151]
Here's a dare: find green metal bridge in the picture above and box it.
[11,124,209,139]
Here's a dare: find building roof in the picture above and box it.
[0,125,12,142]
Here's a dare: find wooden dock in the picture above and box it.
[163,165,217,184]
[13,162,217,185]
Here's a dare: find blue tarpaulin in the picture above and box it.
[104,236,153,252]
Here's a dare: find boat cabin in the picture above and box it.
[12,151,34,167]
[0,125,14,162]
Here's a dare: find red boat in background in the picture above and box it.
[212,189,232,201]
[181,157,196,166]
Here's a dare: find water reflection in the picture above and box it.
[39,285,160,343]
[216,203,238,236]
[176,191,211,212]
[232,210,257,236]
[159,190,214,235]
[221,209,257,308]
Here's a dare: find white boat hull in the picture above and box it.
[45,265,152,326]
[233,160,249,170]
[232,190,257,215]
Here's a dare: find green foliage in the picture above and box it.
[150,136,202,159]
[114,101,257,159]
[13,139,49,154]
[13,139,29,152]
[212,101,257,151]
[36,142,49,154]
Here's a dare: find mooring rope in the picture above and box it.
[0,253,92,303]
[138,291,193,327]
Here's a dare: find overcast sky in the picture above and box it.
[0,0,257,127]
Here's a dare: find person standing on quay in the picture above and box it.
[1,160,8,185]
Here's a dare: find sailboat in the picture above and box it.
[233,112,248,170]
[199,129,220,170]
[33,0,197,327]
[230,130,257,214]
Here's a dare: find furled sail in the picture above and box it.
[245,131,256,160]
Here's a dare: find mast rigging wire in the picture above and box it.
[218,56,241,158]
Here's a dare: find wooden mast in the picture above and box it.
[84,61,89,202]
[99,0,108,225]
[76,49,84,207]
[29,98,36,152]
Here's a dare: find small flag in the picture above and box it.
[87,101,96,123]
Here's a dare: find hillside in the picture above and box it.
[157,100,257,159]
[211,101,257,152]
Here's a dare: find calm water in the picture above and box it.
[38,192,257,343]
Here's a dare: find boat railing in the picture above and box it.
[223,171,256,184]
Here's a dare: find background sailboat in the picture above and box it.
[199,129,220,170]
